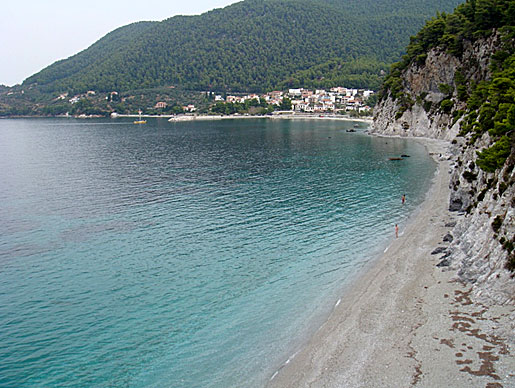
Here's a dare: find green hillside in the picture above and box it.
[24,0,463,95]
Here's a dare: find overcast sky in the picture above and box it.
[0,0,240,86]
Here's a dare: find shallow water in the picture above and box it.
[0,118,435,387]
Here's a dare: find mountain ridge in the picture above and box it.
[22,0,463,95]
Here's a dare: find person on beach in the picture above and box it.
[395,224,399,238]
[402,194,406,204]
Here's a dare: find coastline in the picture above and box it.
[267,137,514,387]
[111,113,373,123]
[1,114,373,124]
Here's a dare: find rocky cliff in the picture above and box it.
[371,24,514,305]
[373,32,502,140]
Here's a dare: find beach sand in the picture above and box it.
[268,138,514,388]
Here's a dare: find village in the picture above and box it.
[33,86,376,118]
[213,87,375,114]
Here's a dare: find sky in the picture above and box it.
[0,0,240,86]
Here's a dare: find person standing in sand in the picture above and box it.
[402,194,406,204]
[395,224,399,238]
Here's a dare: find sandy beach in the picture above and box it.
[268,138,514,388]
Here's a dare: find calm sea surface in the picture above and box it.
[0,118,435,387]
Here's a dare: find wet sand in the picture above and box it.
[267,138,514,388]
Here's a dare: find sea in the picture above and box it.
[0,117,435,387]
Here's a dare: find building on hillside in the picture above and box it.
[289,88,303,97]
[226,95,243,103]
[155,101,167,109]
[291,100,304,111]
[363,90,375,98]
[298,103,314,112]
[247,94,260,101]
[301,90,313,98]
[323,102,335,111]
[330,87,346,94]
[268,91,283,99]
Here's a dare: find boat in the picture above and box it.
[389,157,404,161]
[346,129,356,133]
[134,110,146,124]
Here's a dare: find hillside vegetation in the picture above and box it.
[23,0,462,95]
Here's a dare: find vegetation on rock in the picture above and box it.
[381,0,515,173]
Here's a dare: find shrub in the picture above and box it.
[440,99,454,113]
[476,136,512,172]
[507,254,515,272]
[499,182,508,195]
[462,170,477,183]
[455,70,468,101]
[492,215,504,233]
[438,83,453,96]
[416,53,427,65]
[477,187,488,201]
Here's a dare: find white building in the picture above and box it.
[363,90,375,98]
[288,88,303,96]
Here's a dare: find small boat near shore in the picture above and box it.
[134,110,146,124]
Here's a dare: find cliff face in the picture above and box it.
[373,47,461,140]
[371,33,515,304]
[373,33,501,140]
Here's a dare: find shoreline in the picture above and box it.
[1,114,373,124]
[115,113,373,123]
[267,136,514,387]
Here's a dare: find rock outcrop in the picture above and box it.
[371,32,515,305]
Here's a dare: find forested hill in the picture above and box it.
[24,0,463,95]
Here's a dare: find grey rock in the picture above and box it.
[445,221,457,227]
[449,197,463,212]
[431,247,447,255]
[443,233,454,242]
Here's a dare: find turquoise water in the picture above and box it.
[0,118,435,387]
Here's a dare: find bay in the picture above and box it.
[0,118,435,387]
